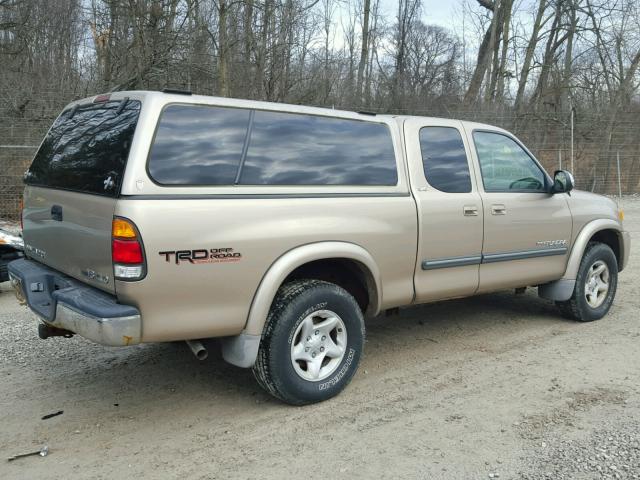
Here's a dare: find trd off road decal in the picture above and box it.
[159,248,242,265]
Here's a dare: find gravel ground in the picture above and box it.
[521,419,640,479]
[0,197,639,479]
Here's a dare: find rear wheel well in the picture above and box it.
[283,258,376,315]
[590,229,621,270]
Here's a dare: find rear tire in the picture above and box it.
[556,242,618,322]
[252,279,365,405]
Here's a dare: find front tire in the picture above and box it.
[556,242,618,321]
[252,279,365,405]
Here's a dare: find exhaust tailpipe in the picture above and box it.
[185,340,208,360]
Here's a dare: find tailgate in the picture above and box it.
[21,97,141,294]
[23,187,117,293]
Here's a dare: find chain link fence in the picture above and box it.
[452,108,640,197]
[0,145,36,221]
[1,92,639,220]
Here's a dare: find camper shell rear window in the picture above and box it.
[25,99,141,197]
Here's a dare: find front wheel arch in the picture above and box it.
[590,229,622,270]
[562,220,624,281]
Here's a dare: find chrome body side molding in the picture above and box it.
[422,247,567,270]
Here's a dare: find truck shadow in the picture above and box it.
[363,289,572,360]
[8,286,570,440]
[21,288,571,415]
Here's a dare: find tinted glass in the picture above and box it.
[26,100,141,196]
[419,127,471,193]
[473,131,547,192]
[148,104,250,185]
[239,111,397,185]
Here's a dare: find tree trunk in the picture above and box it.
[560,0,577,110]
[464,0,503,105]
[217,0,229,97]
[356,0,371,106]
[494,0,512,102]
[514,0,546,110]
[484,0,502,103]
[243,0,254,95]
[528,1,561,108]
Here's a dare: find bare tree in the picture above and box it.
[355,0,371,106]
[464,0,507,104]
[514,0,548,110]
[2,0,640,197]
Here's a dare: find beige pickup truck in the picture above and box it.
[8,90,630,405]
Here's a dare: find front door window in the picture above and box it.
[473,131,547,192]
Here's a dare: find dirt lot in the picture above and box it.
[1,198,639,480]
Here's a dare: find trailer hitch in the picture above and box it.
[38,323,74,339]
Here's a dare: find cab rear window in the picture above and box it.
[148,104,398,186]
[25,100,141,197]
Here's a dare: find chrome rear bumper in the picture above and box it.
[8,258,141,347]
[50,302,141,346]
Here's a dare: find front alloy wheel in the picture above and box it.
[556,242,618,321]
[584,260,610,309]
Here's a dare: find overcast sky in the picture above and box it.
[378,0,462,30]
[419,0,459,27]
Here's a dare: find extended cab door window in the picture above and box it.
[420,127,472,193]
[404,120,483,303]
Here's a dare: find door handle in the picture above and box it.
[491,204,506,215]
[463,205,478,216]
[50,205,63,221]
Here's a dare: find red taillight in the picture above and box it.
[112,238,143,264]
[112,217,145,280]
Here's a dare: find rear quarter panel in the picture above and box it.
[115,196,417,341]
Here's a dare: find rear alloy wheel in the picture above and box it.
[556,242,618,321]
[253,279,365,405]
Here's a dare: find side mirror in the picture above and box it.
[552,170,574,194]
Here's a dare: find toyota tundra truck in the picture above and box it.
[8,90,630,405]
